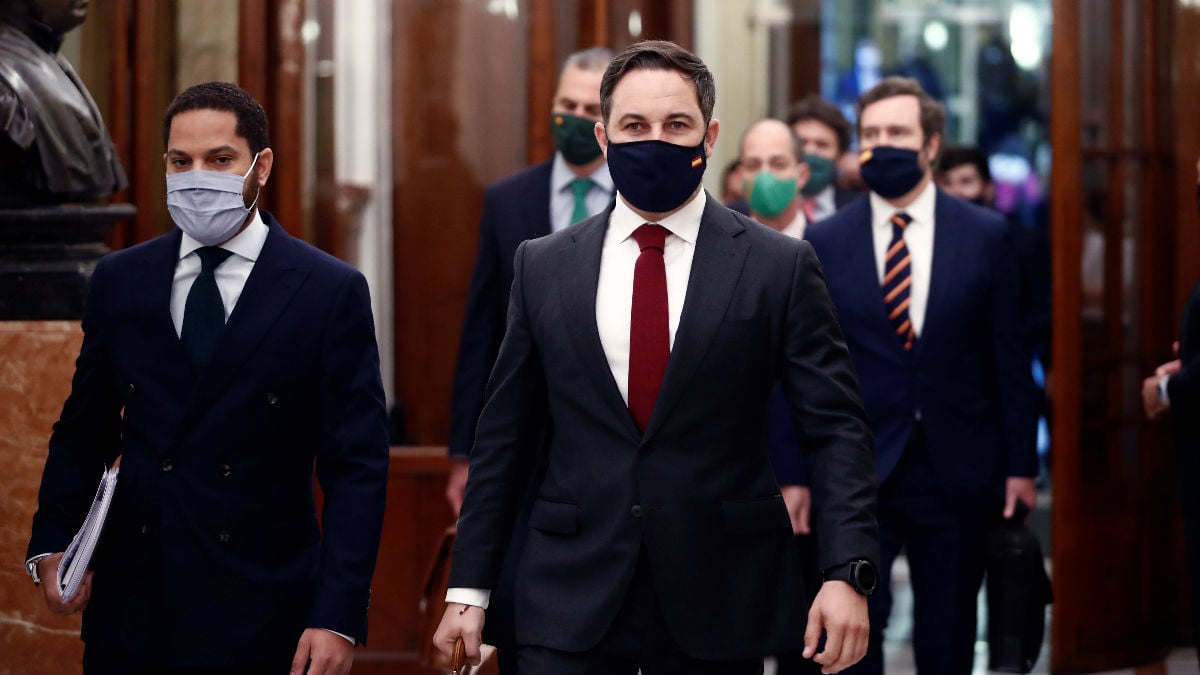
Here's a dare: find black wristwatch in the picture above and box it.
[823,559,878,596]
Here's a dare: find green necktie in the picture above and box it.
[181,246,233,368]
[569,178,593,225]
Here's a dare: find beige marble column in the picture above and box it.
[0,322,84,675]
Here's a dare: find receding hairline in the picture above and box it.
[739,119,803,163]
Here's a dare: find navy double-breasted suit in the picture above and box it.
[27,212,390,669]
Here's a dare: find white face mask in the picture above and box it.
[166,153,261,245]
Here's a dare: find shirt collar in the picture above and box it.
[610,188,706,246]
[870,177,936,231]
[178,209,269,262]
[551,151,615,195]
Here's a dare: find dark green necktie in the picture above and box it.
[181,246,233,368]
[569,177,593,225]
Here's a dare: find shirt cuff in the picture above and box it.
[446,587,491,610]
[1158,375,1172,406]
[320,628,355,645]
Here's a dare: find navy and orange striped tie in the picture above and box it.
[882,212,916,351]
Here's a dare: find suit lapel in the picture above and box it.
[132,229,196,402]
[920,192,962,353]
[641,196,749,443]
[524,161,554,240]
[186,217,309,418]
[559,206,642,442]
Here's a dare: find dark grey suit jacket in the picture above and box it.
[450,193,877,660]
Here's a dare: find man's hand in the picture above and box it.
[290,628,354,675]
[37,553,92,615]
[445,460,470,517]
[1142,374,1170,420]
[781,485,812,535]
[432,604,485,666]
[803,581,869,674]
[1004,477,1036,520]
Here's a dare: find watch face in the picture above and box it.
[854,561,878,594]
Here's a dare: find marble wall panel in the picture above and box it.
[0,322,85,675]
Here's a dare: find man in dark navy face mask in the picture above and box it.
[436,40,880,675]
[806,78,1039,675]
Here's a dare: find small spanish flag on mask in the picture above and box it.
[554,115,564,126]
[859,148,873,164]
[691,155,703,168]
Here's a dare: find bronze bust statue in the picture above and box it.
[0,0,127,206]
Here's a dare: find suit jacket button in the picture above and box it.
[161,458,173,472]
[127,382,136,395]
[219,463,232,477]
[218,531,231,544]
[266,392,280,406]
[140,524,151,535]
[630,504,643,518]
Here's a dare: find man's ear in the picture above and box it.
[254,147,275,186]
[594,122,608,159]
[795,161,811,192]
[704,118,720,157]
[925,133,942,166]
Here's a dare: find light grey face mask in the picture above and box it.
[166,152,260,245]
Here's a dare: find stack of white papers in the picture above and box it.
[58,465,119,602]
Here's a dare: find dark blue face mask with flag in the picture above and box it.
[606,137,708,213]
[859,145,926,199]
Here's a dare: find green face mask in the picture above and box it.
[550,113,602,165]
[744,170,798,218]
[800,154,836,196]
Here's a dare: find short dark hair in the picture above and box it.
[937,145,991,183]
[600,40,715,125]
[856,76,944,146]
[786,95,852,154]
[163,82,270,153]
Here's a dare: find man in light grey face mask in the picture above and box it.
[26,81,389,675]
[166,150,263,245]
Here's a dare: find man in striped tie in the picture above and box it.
[806,77,1039,675]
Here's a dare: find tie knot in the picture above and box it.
[196,246,233,273]
[890,212,912,231]
[569,177,593,199]
[632,224,668,253]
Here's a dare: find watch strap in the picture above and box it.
[25,553,52,586]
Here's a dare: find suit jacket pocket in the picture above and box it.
[528,499,578,535]
[722,495,791,534]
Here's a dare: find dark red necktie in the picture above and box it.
[628,224,670,432]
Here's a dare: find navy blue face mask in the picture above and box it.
[606,138,708,213]
[859,146,926,199]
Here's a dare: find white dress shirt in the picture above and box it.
[596,189,704,403]
[869,181,936,337]
[446,189,708,610]
[778,208,807,241]
[811,184,838,222]
[170,210,268,335]
[549,152,615,233]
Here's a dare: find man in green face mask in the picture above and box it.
[739,119,811,238]
[787,94,863,221]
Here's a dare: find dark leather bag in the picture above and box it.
[986,502,1053,674]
